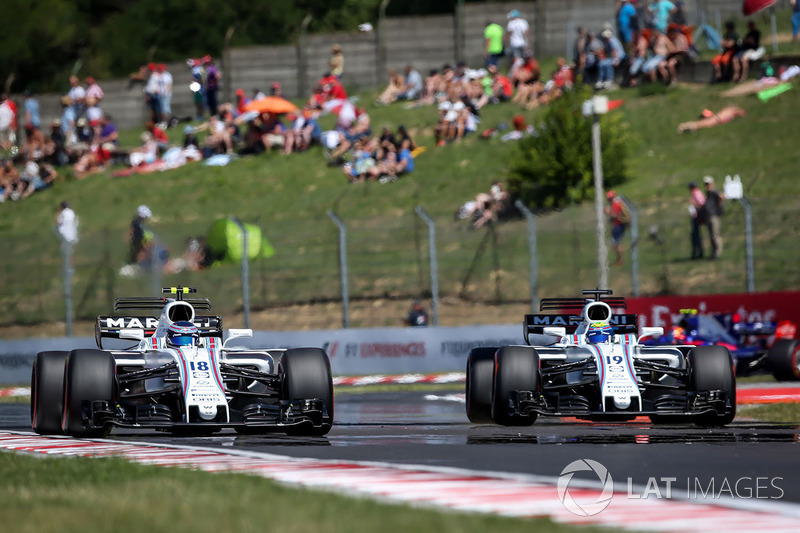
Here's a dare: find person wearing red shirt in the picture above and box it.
[605,190,630,265]
[146,120,169,153]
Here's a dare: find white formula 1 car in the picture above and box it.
[31,287,333,437]
[466,290,736,426]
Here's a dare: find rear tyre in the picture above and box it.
[766,339,800,381]
[491,346,539,426]
[31,351,68,434]
[465,347,497,424]
[689,345,736,426]
[280,348,334,436]
[61,350,116,437]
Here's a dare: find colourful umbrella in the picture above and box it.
[243,96,298,114]
[742,0,776,16]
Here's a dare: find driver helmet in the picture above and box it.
[586,322,614,344]
[167,321,199,347]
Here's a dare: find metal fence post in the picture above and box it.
[515,200,539,313]
[739,197,755,293]
[232,218,251,328]
[621,196,640,297]
[414,206,439,326]
[60,238,74,337]
[327,211,349,328]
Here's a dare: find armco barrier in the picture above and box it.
[0,325,521,385]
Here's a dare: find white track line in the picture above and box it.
[1,431,798,532]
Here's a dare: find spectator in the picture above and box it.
[677,105,746,133]
[605,190,630,265]
[484,19,505,68]
[793,0,800,46]
[21,123,46,162]
[270,82,282,97]
[617,0,639,46]
[688,181,705,260]
[405,300,429,327]
[67,75,86,119]
[505,9,531,62]
[144,63,162,123]
[23,90,40,129]
[85,76,104,102]
[376,69,406,105]
[649,0,676,34]
[641,29,676,84]
[0,159,22,202]
[0,94,16,149]
[128,204,151,265]
[736,21,762,82]
[204,57,220,117]
[712,21,739,83]
[97,114,119,146]
[73,142,111,179]
[627,30,650,86]
[487,64,513,103]
[21,160,56,199]
[702,176,724,259]
[329,44,344,78]
[398,65,424,101]
[85,96,104,141]
[666,24,690,82]
[253,87,267,101]
[146,120,169,153]
[128,132,158,167]
[596,27,625,89]
[159,64,173,119]
[56,201,79,256]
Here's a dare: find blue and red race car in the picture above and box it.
[642,309,799,381]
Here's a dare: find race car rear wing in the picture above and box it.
[113,297,212,312]
[95,315,223,349]
[523,313,639,343]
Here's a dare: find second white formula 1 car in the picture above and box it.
[466,290,736,426]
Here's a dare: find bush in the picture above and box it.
[508,85,629,211]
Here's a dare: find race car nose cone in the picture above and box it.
[613,395,632,410]
[198,404,218,420]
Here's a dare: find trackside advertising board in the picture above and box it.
[1,291,797,384]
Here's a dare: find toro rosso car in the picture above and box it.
[643,309,800,381]
[31,287,333,438]
[466,290,736,427]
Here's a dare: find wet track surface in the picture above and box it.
[4,389,800,503]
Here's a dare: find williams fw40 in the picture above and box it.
[466,290,736,427]
[31,287,333,437]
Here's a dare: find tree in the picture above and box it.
[508,85,629,211]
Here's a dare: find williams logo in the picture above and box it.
[557,459,614,516]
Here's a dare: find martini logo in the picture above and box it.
[557,459,614,516]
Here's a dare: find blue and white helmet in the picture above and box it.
[586,322,614,344]
[167,321,199,347]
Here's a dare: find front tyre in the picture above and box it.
[61,350,116,437]
[766,339,800,381]
[689,345,736,426]
[466,347,497,423]
[31,351,68,434]
[491,346,539,426]
[280,348,334,436]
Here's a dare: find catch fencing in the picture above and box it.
[1,196,797,333]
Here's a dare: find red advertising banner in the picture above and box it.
[627,291,800,330]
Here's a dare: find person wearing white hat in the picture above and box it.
[128,205,153,265]
[505,9,530,63]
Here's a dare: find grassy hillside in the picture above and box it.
[1,71,799,328]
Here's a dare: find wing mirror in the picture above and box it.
[223,328,253,349]
[638,326,664,340]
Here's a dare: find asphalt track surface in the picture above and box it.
[3,388,800,507]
